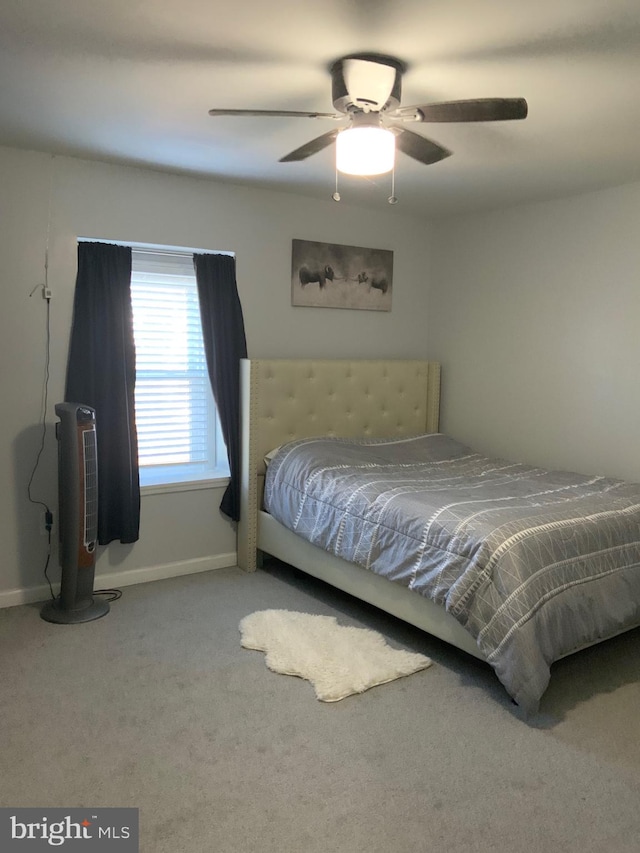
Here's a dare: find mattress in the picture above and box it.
[264,433,640,712]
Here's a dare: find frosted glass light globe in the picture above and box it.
[336,127,395,176]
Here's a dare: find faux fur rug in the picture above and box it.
[239,609,433,702]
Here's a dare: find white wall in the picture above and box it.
[428,181,640,483]
[0,145,433,604]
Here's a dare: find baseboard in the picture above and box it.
[0,552,237,609]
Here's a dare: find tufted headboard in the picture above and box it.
[237,358,441,571]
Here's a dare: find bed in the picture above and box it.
[238,358,640,712]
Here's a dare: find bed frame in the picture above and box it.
[238,358,485,661]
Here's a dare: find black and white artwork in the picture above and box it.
[291,239,393,311]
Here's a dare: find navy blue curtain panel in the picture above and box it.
[65,242,140,544]
[193,253,248,523]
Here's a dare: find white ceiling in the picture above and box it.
[2,0,640,217]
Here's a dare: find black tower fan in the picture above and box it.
[40,403,109,623]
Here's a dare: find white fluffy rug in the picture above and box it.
[239,609,433,702]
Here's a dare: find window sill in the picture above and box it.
[141,476,230,496]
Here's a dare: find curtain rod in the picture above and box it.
[77,237,234,258]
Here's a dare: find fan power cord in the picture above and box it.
[93,588,123,603]
[27,287,55,600]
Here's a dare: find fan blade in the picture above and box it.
[279,130,340,162]
[208,109,339,119]
[409,98,528,123]
[394,128,451,165]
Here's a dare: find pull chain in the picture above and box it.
[388,165,398,204]
[332,166,341,202]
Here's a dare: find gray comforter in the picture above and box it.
[264,434,640,712]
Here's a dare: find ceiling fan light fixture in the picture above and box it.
[336,126,395,176]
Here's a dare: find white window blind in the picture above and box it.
[130,248,228,487]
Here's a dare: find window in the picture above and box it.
[130,247,229,488]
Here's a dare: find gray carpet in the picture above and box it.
[1,561,639,853]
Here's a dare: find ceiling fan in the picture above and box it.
[208,53,528,175]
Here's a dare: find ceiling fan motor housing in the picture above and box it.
[331,54,405,114]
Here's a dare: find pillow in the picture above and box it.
[263,446,282,468]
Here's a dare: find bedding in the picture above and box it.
[264,433,640,712]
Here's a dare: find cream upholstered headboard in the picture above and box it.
[238,358,441,571]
